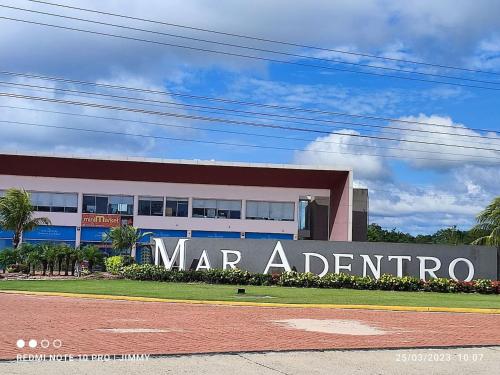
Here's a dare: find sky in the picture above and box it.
[0,0,499,234]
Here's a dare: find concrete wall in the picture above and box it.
[154,238,498,281]
[352,188,369,241]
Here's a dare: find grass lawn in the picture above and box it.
[1,279,499,309]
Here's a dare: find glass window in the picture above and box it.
[282,202,295,221]
[83,195,96,213]
[83,194,133,215]
[96,196,108,214]
[177,200,188,217]
[30,192,78,213]
[166,198,188,217]
[298,199,310,230]
[246,201,295,221]
[138,199,151,216]
[192,199,241,219]
[63,193,78,213]
[138,196,163,216]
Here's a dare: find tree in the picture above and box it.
[82,244,103,273]
[70,247,84,276]
[26,250,40,275]
[472,196,500,246]
[0,188,51,248]
[103,226,152,258]
[41,243,59,276]
[367,223,415,243]
[60,244,74,276]
[0,248,16,273]
[433,226,465,245]
[17,242,40,275]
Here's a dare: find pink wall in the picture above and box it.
[1,175,338,239]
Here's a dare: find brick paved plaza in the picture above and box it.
[1,293,499,360]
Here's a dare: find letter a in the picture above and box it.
[264,241,291,274]
[196,250,211,271]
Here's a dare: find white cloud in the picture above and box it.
[295,112,499,233]
[1,0,500,78]
[387,114,500,168]
[0,75,198,155]
[294,130,390,181]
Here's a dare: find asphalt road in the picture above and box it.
[2,347,500,375]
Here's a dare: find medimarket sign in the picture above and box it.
[152,238,498,281]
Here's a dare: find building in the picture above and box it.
[0,152,367,258]
[352,188,369,241]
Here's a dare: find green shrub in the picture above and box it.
[105,256,125,275]
[278,271,320,287]
[119,264,498,294]
[474,279,495,294]
[424,278,455,293]
[6,263,29,273]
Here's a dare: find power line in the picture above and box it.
[2,91,500,152]
[1,119,497,164]
[1,70,498,135]
[3,83,495,149]
[3,4,500,86]
[2,15,500,92]
[26,0,500,77]
[2,104,497,161]
[3,79,498,143]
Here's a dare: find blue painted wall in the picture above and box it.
[245,232,294,240]
[23,225,76,242]
[191,230,240,238]
[81,227,111,242]
[138,229,188,243]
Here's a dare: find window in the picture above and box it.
[165,198,189,217]
[138,196,164,216]
[82,194,133,215]
[298,199,310,230]
[192,199,241,219]
[30,192,78,213]
[246,201,294,221]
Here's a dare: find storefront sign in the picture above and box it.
[152,238,499,281]
[81,213,121,227]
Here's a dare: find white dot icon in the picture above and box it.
[16,339,25,348]
[28,339,37,348]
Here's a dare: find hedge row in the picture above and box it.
[120,264,500,294]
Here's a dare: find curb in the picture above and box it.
[1,290,500,314]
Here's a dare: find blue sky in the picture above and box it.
[0,0,499,234]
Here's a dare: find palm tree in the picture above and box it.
[26,247,43,275]
[42,244,59,276]
[0,188,51,248]
[0,248,16,273]
[82,244,102,273]
[472,196,500,246]
[70,247,85,276]
[60,244,74,276]
[103,226,152,259]
[17,242,38,275]
[55,244,69,275]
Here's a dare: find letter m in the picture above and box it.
[153,238,188,271]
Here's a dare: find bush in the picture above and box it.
[278,271,319,287]
[6,263,29,273]
[119,264,499,295]
[474,279,495,294]
[424,278,454,293]
[376,274,423,291]
[105,256,125,275]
